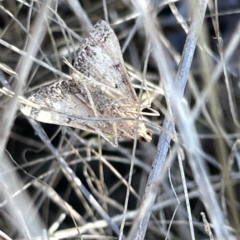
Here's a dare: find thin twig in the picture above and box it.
[28,119,124,238]
[127,1,233,240]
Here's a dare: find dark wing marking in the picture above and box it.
[20,79,100,132]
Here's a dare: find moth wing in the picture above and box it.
[20,78,152,143]
[20,79,99,132]
[74,20,138,103]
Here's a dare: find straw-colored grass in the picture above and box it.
[0,0,239,239]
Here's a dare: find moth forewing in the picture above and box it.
[71,71,124,99]
[73,20,138,103]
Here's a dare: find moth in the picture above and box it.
[21,20,154,146]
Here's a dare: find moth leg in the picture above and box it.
[95,127,118,147]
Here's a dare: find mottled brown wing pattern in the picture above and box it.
[20,20,152,145]
[74,20,138,103]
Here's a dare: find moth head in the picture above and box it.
[138,129,152,142]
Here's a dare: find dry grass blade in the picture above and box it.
[1,0,240,240]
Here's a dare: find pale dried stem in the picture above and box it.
[0,1,54,237]
[28,118,124,238]
[127,0,233,240]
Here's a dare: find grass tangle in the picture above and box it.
[0,0,240,239]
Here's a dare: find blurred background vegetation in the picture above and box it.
[0,0,240,239]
